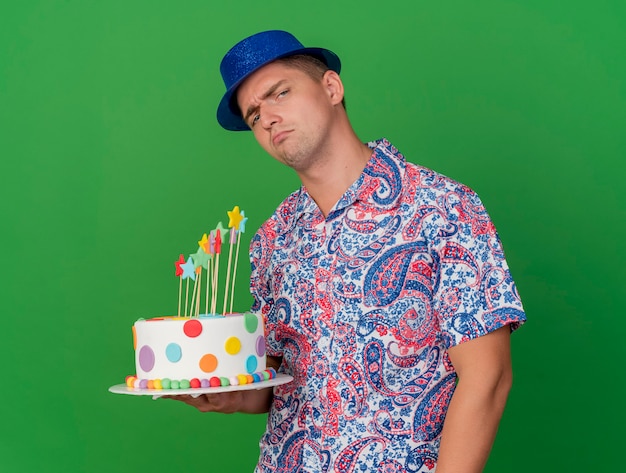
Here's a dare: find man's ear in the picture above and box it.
[322,70,344,106]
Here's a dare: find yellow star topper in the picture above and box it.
[198,233,210,253]
[227,205,244,230]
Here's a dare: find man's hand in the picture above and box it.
[163,356,282,414]
[163,388,271,414]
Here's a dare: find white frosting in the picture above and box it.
[134,313,266,380]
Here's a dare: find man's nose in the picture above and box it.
[260,106,280,129]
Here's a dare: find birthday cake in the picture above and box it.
[127,313,269,390]
[123,206,275,391]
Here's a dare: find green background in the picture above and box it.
[1,0,624,471]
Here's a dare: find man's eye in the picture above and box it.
[251,114,260,126]
[277,89,288,98]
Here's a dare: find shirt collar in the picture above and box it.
[290,137,407,224]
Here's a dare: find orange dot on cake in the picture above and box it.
[199,354,218,373]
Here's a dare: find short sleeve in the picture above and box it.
[430,185,526,349]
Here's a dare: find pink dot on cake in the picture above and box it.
[138,346,155,372]
[183,319,203,338]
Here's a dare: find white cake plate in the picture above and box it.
[109,373,293,398]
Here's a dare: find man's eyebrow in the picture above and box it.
[243,80,288,123]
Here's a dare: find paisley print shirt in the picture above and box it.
[250,138,526,472]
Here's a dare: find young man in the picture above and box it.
[173,30,526,472]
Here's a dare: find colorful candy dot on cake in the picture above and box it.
[262,368,276,380]
[200,379,210,388]
[161,378,171,389]
[138,345,155,372]
[237,374,248,385]
[229,376,239,386]
[246,355,258,373]
[139,379,148,389]
[147,380,155,389]
[246,374,254,384]
[224,336,241,355]
[170,380,180,389]
[190,378,201,389]
[256,336,266,357]
[243,313,258,333]
[209,377,221,388]
[220,377,229,387]
[199,354,218,373]
[183,319,203,338]
[179,379,190,389]
[126,375,137,387]
[153,379,162,389]
[166,343,182,362]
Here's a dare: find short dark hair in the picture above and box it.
[274,54,346,109]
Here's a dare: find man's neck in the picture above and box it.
[297,131,372,217]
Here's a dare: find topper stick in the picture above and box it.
[184,278,190,317]
[211,253,220,314]
[222,235,235,315]
[189,275,198,317]
[229,230,242,314]
[178,277,182,316]
[211,229,222,315]
[205,257,212,315]
[195,270,202,317]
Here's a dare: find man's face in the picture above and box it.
[235,61,339,172]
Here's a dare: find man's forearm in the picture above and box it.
[434,369,512,472]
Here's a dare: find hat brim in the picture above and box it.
[216,47,341,131]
